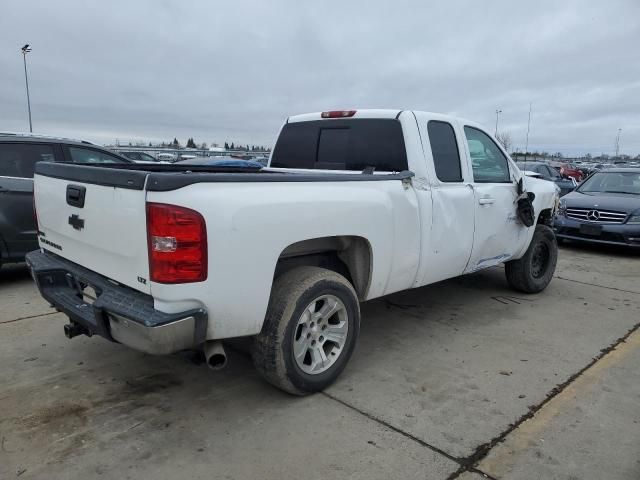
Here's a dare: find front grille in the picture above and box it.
[565,208,627,224]
[555,227,627,243]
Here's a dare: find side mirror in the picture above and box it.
[517,177,524,196]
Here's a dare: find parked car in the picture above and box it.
[558,163,584,182]
[156,152,178,162]
[0,133,132,270]
[574,163,594,177]
[118,151,161,163]
[554,168,640,248]
[516,161,576,196]
[591,163,614,172]
[26,109,558,395]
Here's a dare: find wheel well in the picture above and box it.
[274,236,372,300]
[537,208,553,226]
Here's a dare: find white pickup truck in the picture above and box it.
[27,109,558,395]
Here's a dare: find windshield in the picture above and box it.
[578,171,640,195]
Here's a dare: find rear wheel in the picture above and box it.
[252,267,360,395]
[505,224,558,293]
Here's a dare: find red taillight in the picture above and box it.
[146,203,207,283]
[321,110,356,118]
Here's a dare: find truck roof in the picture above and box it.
[287,109,400,123]
[286,109,470,124]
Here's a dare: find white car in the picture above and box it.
[156,152,178,162]
[27,109,558,394]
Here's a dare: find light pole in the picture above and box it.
[524,102,532,163]
[21,44,33,133]
[494,109,502,136]
[615,128,622,158]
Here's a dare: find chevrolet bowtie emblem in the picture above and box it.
[68,214,85,231]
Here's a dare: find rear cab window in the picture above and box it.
[427,121,463,182]
[271,119,408,172]
[0,143,56,178]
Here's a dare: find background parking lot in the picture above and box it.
[1,244,639,480]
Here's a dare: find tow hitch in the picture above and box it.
[63,322,92,339]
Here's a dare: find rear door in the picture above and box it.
[414,115,475,284]
[0,142,59,260]
[463,126,527,272]
[34,164,151,293]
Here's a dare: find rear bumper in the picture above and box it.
[553,216,640,248]
[25,250,207,354]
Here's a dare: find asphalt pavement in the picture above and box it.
[1,243,638,479]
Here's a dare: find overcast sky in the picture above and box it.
[1,0,638,156]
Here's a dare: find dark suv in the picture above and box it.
[516,161,577,196]
[0,133,132,269]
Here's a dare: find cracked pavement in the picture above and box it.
[1,243,639,479]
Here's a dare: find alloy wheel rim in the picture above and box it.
[292,294,349,375]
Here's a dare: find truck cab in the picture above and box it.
[270,110,555,282]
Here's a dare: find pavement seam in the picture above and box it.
[443,320,640,480]
[555,275,640,295]
[323,391,500,479]
[321,391,464,466]
[0,310,57,325]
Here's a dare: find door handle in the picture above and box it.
[478,197,495,205]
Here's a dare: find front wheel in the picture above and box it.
[252,266,360,395]
[505,224,558,293]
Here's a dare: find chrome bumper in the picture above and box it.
[26,249,208,355]
[108,313,200,355]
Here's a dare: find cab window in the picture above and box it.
[67,146,125,164]
[427,121,463,182]
[271,119,408,172]
[0,143,56,178]
[464,126,511,183]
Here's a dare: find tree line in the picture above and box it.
[495,132,639,161]
[121,138,270,151]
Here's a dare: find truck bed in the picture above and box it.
[35,162,414,192]
[32,160,420,340]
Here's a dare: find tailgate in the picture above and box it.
[33,163,151,294]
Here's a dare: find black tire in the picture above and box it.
[252,266,360,395]
[505,224,558,293]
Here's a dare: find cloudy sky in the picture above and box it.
[1,0,638,156]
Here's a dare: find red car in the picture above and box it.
[558,163,584,182]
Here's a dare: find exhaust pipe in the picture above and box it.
[204,341,227,370]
